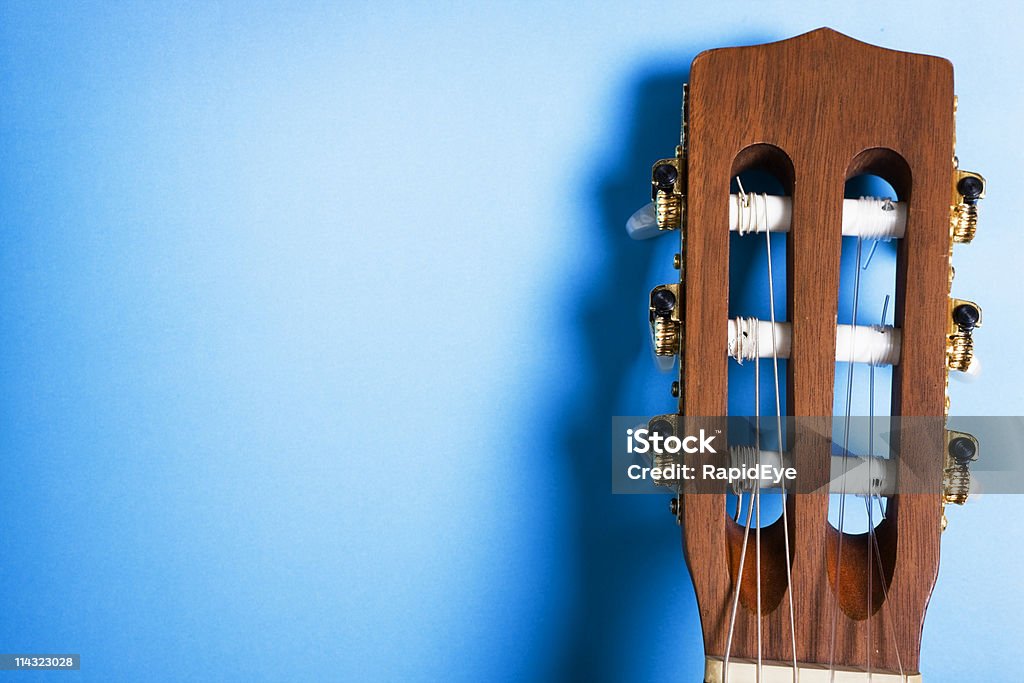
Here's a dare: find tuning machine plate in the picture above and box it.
[651,156,685,231]
[950,169,985,244]
[943,429,979,507]
[649,284,682,359]
[947,298,982,372]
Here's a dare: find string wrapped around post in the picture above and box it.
[730,193,906,239]
[727,317,901,366]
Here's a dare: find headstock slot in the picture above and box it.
[825,154,908,622]
[723,145,794,614]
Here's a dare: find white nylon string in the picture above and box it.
[732,191,774,235]
[729,194,905,239]
[734,190,770,236]
[729,318,901,366]
[848,197,901,240]
[729,316,761,363]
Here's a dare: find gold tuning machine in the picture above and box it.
[942,429,979,506]
[648,415,682,494]
[649,284,682,357]
[951,169,985,244]
[651,156,684,231]
[947,298,982,372]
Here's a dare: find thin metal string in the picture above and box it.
[866,294,877,681]
[868,517,907,682]
[755,349,763,682]
[723,485,755,683]
[829,237,863,682]
[724,471,757,679]
[723,180,761,683]
[723,180,795,682]
[727,195,905,681]
[864,291,885,680]
[763,191,799,683]
[752,181,762,682]
[723,384,760,681]
[863,294,907,682]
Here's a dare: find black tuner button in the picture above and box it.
[653,164,678,191]
[957,176,984,204]
[650,419,674,439]
[652,288,676,315]
[948,436,977,464]
[953,303,980,330]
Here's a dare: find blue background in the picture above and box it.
[2,2,1022,681]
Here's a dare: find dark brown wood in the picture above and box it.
[680,28,954,674]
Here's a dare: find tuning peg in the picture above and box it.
[627,156,685,238]
[947,299,982,372]
[626,201,661,240]
[951,170,985,243]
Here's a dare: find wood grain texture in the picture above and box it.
[679,28,953,674]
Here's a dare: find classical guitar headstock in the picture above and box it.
[628,29,986,682]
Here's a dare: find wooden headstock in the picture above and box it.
[631,28,987,681]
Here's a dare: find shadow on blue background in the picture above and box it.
[561,65,698,681]
[558,36,774,680]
